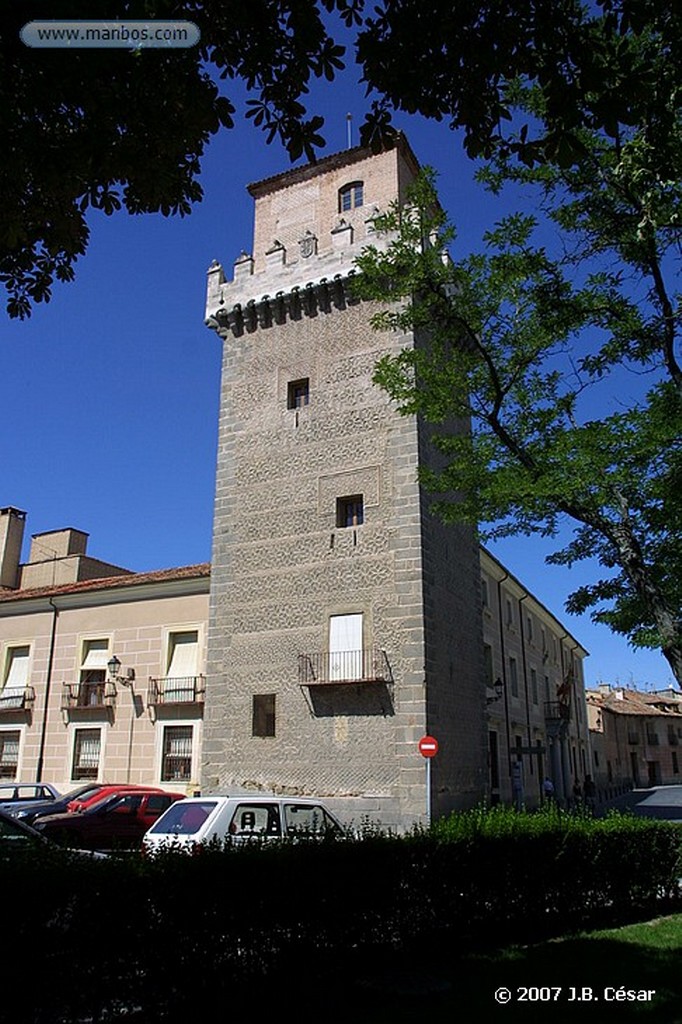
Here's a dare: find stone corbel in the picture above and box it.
[331,218,353,250]
[234,251,254,280]
[265,240,286,269]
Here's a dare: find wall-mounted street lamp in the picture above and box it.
[107,655,135,687]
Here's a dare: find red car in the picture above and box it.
[35,789,185,851]
[11,783,167,826]
[66,783,166,813]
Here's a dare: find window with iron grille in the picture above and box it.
[252,694,276,737]
[72,728,101,780]
[287,378,310,409]
[161,725,193,782]
[338,181,363,212]
[0,731,20,779]
[336,495,364,528]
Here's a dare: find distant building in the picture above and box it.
[203,137,591,829]
[481,549,590,808]
[0,507,208,792]
[587,684,682,794]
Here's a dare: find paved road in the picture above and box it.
[602,784,682,821]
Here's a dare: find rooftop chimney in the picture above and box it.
[0,507,26,589]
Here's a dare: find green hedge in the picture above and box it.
[5,809,681,1022]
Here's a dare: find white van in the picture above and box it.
[143,794,345,852]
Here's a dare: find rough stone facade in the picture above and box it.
[203,139,488,830]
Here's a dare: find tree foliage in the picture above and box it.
[353,159,681,683]
[357,1,682,167]
[350,1,682,681]
[0,0,357,318]
[3,0,680,317]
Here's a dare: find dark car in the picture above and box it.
[11,783,165,826]
[35,789,185,851]
[0,807,52,850]
[0,782,61,815]
[0,808,109,862]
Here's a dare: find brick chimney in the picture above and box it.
[0,507,26,589]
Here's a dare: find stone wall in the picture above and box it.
[204,141,488,830]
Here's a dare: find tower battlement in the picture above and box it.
[205,138,419,332]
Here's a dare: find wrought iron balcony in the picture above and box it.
[543,701,570,722]
[148,675,206,706]
[0,686,35,713]
[62,681,117,710]
[298,648,392,686]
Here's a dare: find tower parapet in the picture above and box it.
[205,139,420,334]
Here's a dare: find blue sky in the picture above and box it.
[1,42,676,691]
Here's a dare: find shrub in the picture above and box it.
[4,810,680,1022]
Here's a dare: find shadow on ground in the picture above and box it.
[308,918,682,1024]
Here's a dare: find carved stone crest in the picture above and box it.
[299,230,318,259]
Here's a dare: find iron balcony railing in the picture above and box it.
[298,648,392,686]
[61,681,117,710]
[543,701,570,722]
[148,675,206,705]
[0,685,35,713]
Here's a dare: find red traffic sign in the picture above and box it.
[418,735,439,758]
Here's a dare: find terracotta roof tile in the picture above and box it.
[586,687,681,717]
[0,563,210,603]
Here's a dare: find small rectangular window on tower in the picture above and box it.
[287,378,310,409]
[336,495,364,528]
[338,181,363,212]
[253,694,276,737]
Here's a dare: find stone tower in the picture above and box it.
[203,137,487,829]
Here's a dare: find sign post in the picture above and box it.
[418,734,439,826]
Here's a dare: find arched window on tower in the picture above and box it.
[338,181,363,212]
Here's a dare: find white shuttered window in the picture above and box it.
[2,646,29,707]
[328,614,363,681]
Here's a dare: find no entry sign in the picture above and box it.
[418,735,439,758]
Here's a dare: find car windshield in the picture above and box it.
[80,793,121,814]
[63,785,103,803]
[0,815,38,843]
[149,801,217,835]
